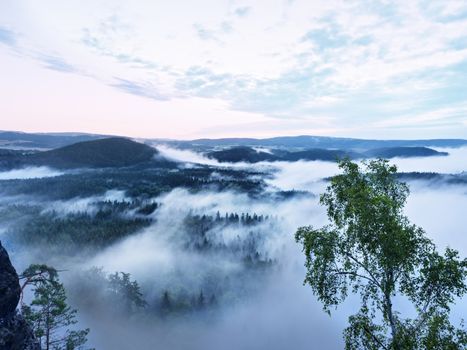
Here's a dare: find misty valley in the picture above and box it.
[1,134,467,349]
[3,1,467,348]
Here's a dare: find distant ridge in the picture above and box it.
[364,147,448,159]
[1,130,466,151]
[0,131,108,149]
[206,146,280,163]
[169,135,467,149]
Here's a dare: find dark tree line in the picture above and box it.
[12,211,151,250]
[158,289,219,316]
[181,212,275,265]
[0,166,266,200]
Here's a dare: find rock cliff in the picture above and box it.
[0,242,40,350]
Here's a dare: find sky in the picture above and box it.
[0,0,467,140]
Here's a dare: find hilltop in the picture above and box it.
[205,146,447,163]
[26,137,158,169]
[364,146,448,158]
[206,146,280,163]
[0,138,161,170]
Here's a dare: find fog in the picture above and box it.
[156,145,221,167]
[2,147,467,349]
[77,188,345,349]
[392,147,467,174]
[0,166,63,180]
[406,184,467,256]
[88,188,324,276]
[44,190,128,215]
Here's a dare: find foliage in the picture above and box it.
[181,211,274,262]
[160,290,172,314]
[21,264,92,350]
[107,272,147,313]
[72,267,237,318]
[295,159,467,349]
[68,267,147,316]
[14,210,151,250]
[6,202,276,265]
[20,264,59,286]
[26,137,158,169]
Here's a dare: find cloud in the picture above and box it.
[38,55,76,73]
[155,145,221,166]
[193,21,234,44]
[193,23,221,42]
[0,26,16,46]
[81,20,158,70]
[111,78,170,101]
[1,0,467,138]
[421,1,467,23]
[234,6,251,17]
[0,166,63,180]
[301,27,349,49]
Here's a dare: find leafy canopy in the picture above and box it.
[295,159,467,349]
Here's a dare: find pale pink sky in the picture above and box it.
[1,0,466,139]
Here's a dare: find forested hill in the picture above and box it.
[364,146,448,158]
[205,146,448,163]
[206,147,280,163]
[0,139,451,170]
[0,138,162,170]
[27,138,158,169]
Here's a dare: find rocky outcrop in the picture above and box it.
[0,241,40,350]
[0,242,21,319]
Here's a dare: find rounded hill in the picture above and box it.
[28,137,158,168]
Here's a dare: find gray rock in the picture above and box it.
[0,242,21,319]
[0,241,40,350]
[0,312,40,350]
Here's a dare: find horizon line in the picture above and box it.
[1,129,466,142]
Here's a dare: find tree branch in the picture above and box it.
[363,324,388,350]
[344,252,382,289]
[330,270,379,286]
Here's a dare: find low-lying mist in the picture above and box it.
[68,187,347,350]
[0,166,63,180]
[2,146,467,349]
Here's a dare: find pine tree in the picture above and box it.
[21,265,91,350]
[107,272,147,313]
[160,290,172,314]
[209,294,217,306]
[197,290,205,309]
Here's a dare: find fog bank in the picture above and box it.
[0,166,63,180]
